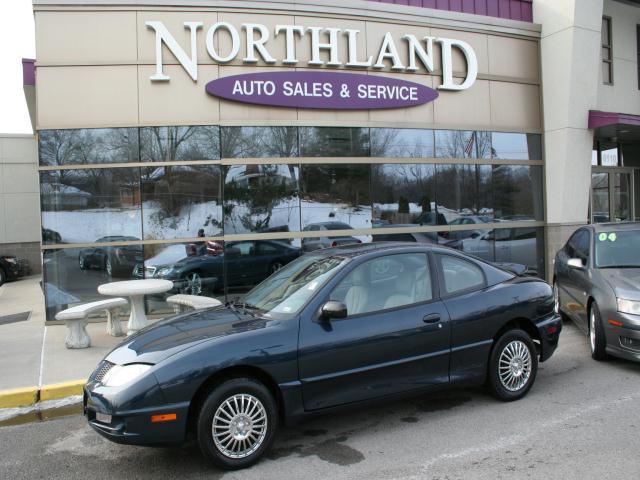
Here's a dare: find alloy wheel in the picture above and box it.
[106,258,113,276]
[184,272,203,296]
[270,262,283,274]
[498,340,532,392]
[212,394,268,459]
[79,257,86,270]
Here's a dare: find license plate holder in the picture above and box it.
[95,412,112,424]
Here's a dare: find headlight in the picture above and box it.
[102,363,152,387]
[617,298,640,316]
[155,267,176,277]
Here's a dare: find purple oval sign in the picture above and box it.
[205,71,438,110]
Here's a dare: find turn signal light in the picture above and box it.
[151,413,177,423]
[608,319,623,327]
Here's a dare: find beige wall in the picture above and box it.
[34,2,542,133]
[0,135,40,245]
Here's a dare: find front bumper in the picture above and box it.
[84,379,190,447]
[604,311,640,362]
[536,313,563,362]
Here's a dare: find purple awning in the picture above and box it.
[588,110,640,130]
[365,0,533,22]
[22,58,35,87]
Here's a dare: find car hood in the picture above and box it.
[599,268,640,301]
[105,306,262,365]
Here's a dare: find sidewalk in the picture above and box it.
[0,275,123,406]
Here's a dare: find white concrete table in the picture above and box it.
[98,279,173,335]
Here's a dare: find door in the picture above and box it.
[591,168,635,223]
[298,252,450,411]
[562,229,591,328]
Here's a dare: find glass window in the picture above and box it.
[224,164,300,235]
[370,128,434,157]
[221,126,298,158]
[330,253,432,315]
[223,239,301,300]
[600,146,619,166]
[435,130,491,159]
[39,128,139,166]
[491,132,542,160]
[435,164,493,224]
[140,126,220,162]
[300,163,372,233]
[141,165,222,240]
[595,229,640,268]
[438,255,485,294]
[299,127,369,157]
[602,16,613,85]
[371,164,436,227]
[569,230,590,261]
[492,165,543,221]
[40,168,142,244]
[591,172,610,223]
[493,227,545,276]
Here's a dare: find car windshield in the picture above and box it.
[242,254,350,318]
[595,229,640,268]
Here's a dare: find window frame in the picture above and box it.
[602,16,613,85]
[435,253,488,299]
[326,252,437,320]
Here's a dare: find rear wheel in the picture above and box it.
[197,378,277,470]
[269,262,283,274]
[79,256,87,270]
[105,257,113,276]
[182,272,204,296]
[589,302,608,361]
[487,329,538,401]
[553,280,570,323]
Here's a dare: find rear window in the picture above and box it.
[326,223,352,230]
[438,255,485,295]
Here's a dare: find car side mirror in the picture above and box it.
[567,258,585,269]
[320,301,347,320]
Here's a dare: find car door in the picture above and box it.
[225,241,256,287]
[565,229,592,328]
[297,251,451,411]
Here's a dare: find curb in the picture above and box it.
[0,379,86,409]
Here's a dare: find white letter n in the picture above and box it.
[146,21,202,82]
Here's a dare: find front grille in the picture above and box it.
[93,360,115,383]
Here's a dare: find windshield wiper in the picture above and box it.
[242,302,262,316]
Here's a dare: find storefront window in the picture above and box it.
[435,164,493,222]
[140,126,220,162]
[39,128,139,166]
[371,164,436,226]
[40,167,142,244]
[491,132,542,160]
[141,165,222,240]
[492,165,543,221]
[221,126,298,158]
[370,128,434,157]
[299,127,370,157]
[223,164,300,235]
[435,130,491,158]
[300,164,372,235]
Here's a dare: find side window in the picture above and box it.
[257,242,278,255]
[567,230,589,261]
[233,241,254,256]
[330,253,432,316]
[438,255,485,295]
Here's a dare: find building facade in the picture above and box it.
[0,134,40,273]
[29,0,627,321]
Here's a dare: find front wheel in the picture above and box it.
[589,302,608,361]
[487,329,538,401]
[197,378,278,470]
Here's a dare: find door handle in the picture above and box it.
[423,314,441,324]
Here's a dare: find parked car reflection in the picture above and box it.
[136,240,300,296]
[78,236,143,277]
[302,222,362,252]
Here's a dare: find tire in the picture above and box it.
[487,329,538,401]
[79,256,87,270]
[182,272,204,296]
[553,280,570,324]
[197,378,278,470]
[589,302,608,361]
[0,267,6,287]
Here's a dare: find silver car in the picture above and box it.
[301,222,362,252]
[553,223,640,362]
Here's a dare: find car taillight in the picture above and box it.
[331,241,338,247]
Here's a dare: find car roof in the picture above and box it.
[307,241,457,258]
[585,222,640,233]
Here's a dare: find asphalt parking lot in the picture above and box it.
[1,321,639,480]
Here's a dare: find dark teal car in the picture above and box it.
[84,243,561,470]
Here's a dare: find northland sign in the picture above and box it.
[146,21,477,109]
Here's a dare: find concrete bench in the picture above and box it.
[166,294,222,313]
[55,298,128,349]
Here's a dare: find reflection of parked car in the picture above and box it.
[447,228,538,271]
[372,224,442,244]
[554,223,640,362]
[138,240,300,296]
[302,222,361,252]
[79,236,143,277]
[42,228,62,244]
[85,242,561,469]
[413,211,448,226]
[0,255,28,287]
